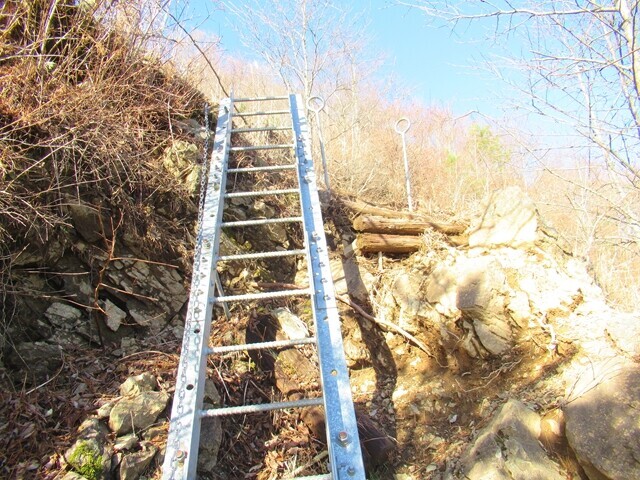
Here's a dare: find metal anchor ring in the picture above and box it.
[307,95,326,113]
[394,117,411,134]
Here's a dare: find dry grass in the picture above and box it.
[0,0,206,347]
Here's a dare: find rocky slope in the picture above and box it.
[329,186,640,480]
[2,2,639,480]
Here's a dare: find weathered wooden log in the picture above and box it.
[355,233,423,254]
[353,215,463,235]
[341,199,466,235]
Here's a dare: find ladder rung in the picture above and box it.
[208,337,316,355]
[222,216,302,227]
[219,249,306,261]
[231,126,291,133]
[200,397,323,417]
[230,144,294,152]
[234,96,289,102]
[227,164,297,173]
[215,288,311,303]
[237,110,290,117]
[225,188,299,199]
[287,476,331,480]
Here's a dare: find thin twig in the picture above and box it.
[335,294,434,358]
[286,450,329,478]
[254,281,434,357]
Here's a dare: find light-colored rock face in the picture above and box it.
[271,308,309,339]
[459,399,565,480]
[163,140,200,194]
[120,372,157,396]
[105,258,186,332]
[469,186,538,248]
[108,390,169,435]
[330,256,374,303]
[564,364,640,480]
[385,243,589,358]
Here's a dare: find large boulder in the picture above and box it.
[564,364,640,480]
[459,399,565,480]
[468,186,538,248]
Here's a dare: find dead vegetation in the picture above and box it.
[0,0,206,347]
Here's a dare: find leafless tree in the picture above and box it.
[400,0,640,236]
[222,0,372,101]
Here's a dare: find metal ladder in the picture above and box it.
[162,94,365,480]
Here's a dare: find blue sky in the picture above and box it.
[184,0,514,119]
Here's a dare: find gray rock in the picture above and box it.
[109,391,169,435]
[392,273,427,317]
[142,425,165,442]
[425,264,458,317]
[44,301,99,344]
[104,300,127,332]
[119,442,157,480]
[105,259,186,333]
[270,308,309,339]
[77,418,109,441]
[468,186,538,248]
[330,256,373,303]
[204,379,221,406]
[249,199,275,218]
[459,399,564,480]
[6,341,63,384]
[56,256,94,306]
[45,302,83,329]
[65,419,110,480]
[120,373,157,396]
[265,223,289,246]
[456,259,512,356]
[198,402,222,472]
[114,434,138,452]
[564,365,640,480]
[163,140,200,194]
[61,472,89,480]
[198,380,222,471]
[68,202,109,243]
[96,402,114,419]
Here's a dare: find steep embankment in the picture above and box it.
[0,1,205,477]
[2,3,639,480]
[328,186,640,480]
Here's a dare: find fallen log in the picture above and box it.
[341,198,466,235]
[355,233,423,254]
[353,214,464,235]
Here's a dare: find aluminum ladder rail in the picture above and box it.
[162,94,366,480]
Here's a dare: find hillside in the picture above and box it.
[1,2,640,480]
